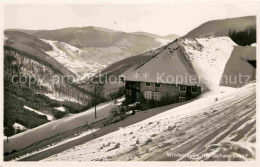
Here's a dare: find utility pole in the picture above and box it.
[94,85,97,119]
[77,92,80,109]
[93,81,102,119]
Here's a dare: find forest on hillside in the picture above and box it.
[228,27,256,46]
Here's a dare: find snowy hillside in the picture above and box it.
[42,39,106,79]
[178,37,237,90]
[42,82,256,161]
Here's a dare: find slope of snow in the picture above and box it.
[24,106,54,121]
[43,82,255,161]
[41,39,106,79]
[4,101,115,153]
[179,37,237,90]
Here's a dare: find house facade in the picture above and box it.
[125,80,201,104]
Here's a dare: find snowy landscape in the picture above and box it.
[2,2,258,164]
[43,82,256,161]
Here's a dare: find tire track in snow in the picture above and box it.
[142,86,255,161]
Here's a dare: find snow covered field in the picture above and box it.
[42,39,106,79]
[42,82,256,161]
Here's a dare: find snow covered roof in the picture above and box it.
[123,40,200,86]
[221,46,256,87]
[123,37,237,88]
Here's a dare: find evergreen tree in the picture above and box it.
[228,27,256,46]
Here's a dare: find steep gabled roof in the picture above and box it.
[123,37,239,90]
[122,39,199,86]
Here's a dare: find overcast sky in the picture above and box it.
[4,1,258,36]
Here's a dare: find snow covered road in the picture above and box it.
[4,101,115,154]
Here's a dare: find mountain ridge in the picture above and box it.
[184,15,256,38]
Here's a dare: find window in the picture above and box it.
[126,89,132,96]
[179,85,186,92]
[155,83,160,87]
[153,92,161,101]
[192,86,197,93]
[146,82,151,87]
[144,91,152,99]
[179,97,186,102]
[128,89,132,96]
[135,83,140,89]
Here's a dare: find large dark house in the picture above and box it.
[122,40,201,105]
[125,81,201,104]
